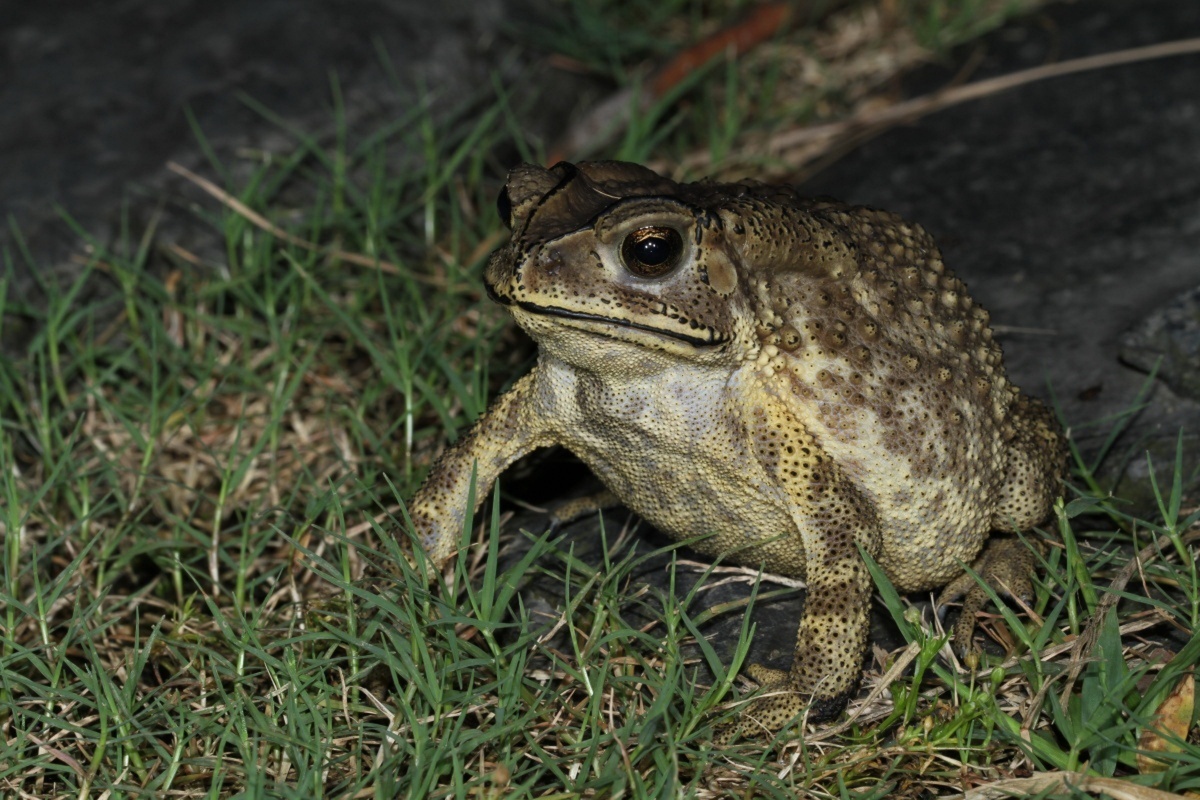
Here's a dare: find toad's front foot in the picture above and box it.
[713,663,852,743]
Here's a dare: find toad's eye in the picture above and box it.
[620,226,683,278]
[496,187,513,230]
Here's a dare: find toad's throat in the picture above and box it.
[514,300,727,347]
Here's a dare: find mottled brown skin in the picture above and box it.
[408,161,1067,735]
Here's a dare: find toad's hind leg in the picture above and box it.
[939,392,1066,652]
[992,393,1067,534]
[731,395,882,735]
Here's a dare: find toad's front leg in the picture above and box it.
[734,394,882,735]
[408,371,553,571]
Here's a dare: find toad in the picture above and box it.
[407,161,1067,733]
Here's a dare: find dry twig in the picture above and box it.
[684,36,1200,175]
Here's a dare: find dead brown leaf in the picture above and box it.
[1137,671,1196,775]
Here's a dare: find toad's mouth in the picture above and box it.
[485,276,729,347]
[512,299,728,348]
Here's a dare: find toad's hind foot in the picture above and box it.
[548,489,621,530]
[936,536,1039,656]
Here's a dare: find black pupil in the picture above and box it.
[622,227,682,277]
[634,236,670,266]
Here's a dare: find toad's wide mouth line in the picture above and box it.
[513,300,727,348]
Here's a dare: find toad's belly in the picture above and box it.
[564,434,809,578]
[543,362,809,576]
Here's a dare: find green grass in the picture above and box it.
[3,1,1199,797]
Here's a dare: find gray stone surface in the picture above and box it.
[1120,282,1200,402]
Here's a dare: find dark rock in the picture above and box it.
[1119,283,1200,401]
